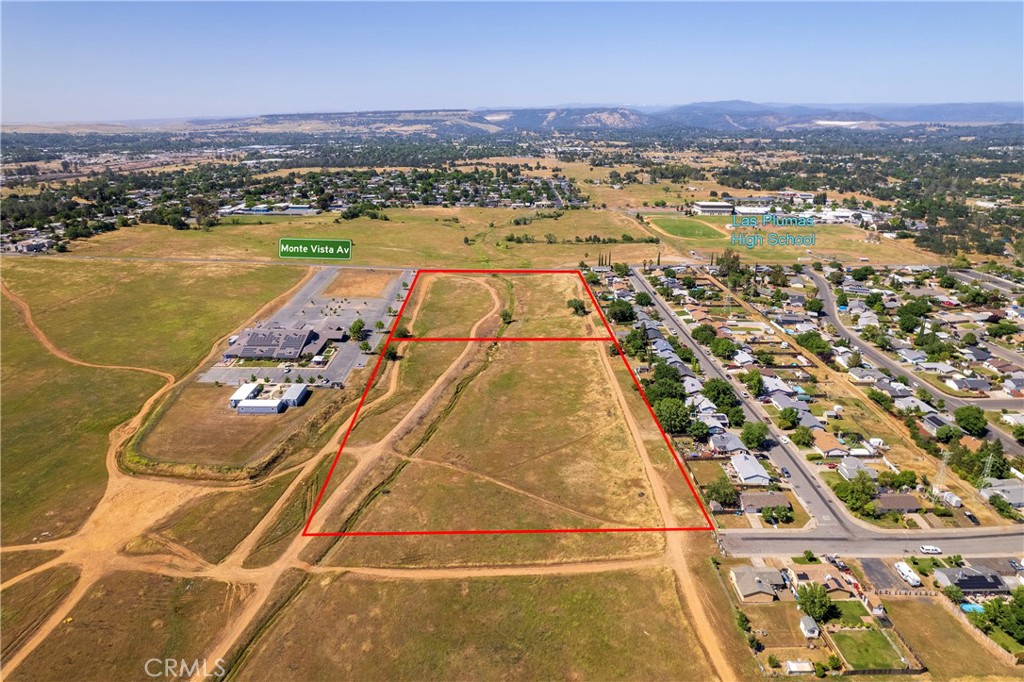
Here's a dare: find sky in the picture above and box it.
[2,1,1022,123]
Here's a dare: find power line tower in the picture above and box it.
[981,448,996,482]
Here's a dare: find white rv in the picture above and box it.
[894,561,921,587]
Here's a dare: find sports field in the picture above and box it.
[648,215,947,265]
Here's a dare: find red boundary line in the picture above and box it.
[302,268,713,536]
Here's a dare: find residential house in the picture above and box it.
[979,478,1024,509]
[698,413,730,434]
[786,565,856,599]
[730,566,786,603]
[921,413,958,437]
[740,491,791,513]
[933,567,1008,595]
[897,349,928,364]
[812,430,849,458]
[945,377,991,393]
[686,394,718,415]
[798,412,825,430]
[874,494,921,514]
[894,396,935,415]
[730,453,770,485]
[838,457,878,481]
[848,366,884,384]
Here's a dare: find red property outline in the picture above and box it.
[302,268,714,536]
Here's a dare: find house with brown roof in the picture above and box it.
[812,430,849,458]
[785,565,857,599]
[874,493,921,514]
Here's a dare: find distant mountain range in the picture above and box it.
[6,101,1021,135]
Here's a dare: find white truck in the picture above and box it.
[894,561,922,587]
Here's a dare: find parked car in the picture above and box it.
[781,467,791,478]
[1009,560,1023,572]
[919,545,942,555]
[964,510,980,526]
[780,436,790,444]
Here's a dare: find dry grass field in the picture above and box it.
[406,271,603,339]
[8,572,252,682]
[232,568,714,681]
[0,258,304,377]
[148,470,299,563]
[64,206,670,269]
[0,565,80,665]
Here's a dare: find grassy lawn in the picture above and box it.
[9,571,251,682]
[0,304,166,544]
[918,371,975,398]
[830,629,903,670]
[906,555,946,577]
[1,258,304,377]
[650,217,724,239]
[828,600,870,627]
[884,598,1020,678]
[792,554,821,565]
[234,568,715,682]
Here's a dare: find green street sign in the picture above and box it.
[279,238,352,260]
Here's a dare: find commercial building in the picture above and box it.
[692,201,735,216]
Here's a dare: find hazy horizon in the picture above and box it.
[3,1,1023,123]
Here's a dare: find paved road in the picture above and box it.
[952,269,1022,295]
[629,270,852,536]
[630,267,1024,559]
[807,270,1024,457]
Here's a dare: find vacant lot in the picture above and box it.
[414,341,662,528]
[323,268,399,299]
[406,273,500,338]
[149,470,298,563]
[0,565,80,664]
[0,304,165,544]
[406,271,602,339]
[233,568,713,681]
[884,597,1020,679]
[651,217,725,239]
[9,571,251,682]
[136,383,327,468]
[1,258,304,377]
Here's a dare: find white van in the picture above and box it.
[919,545,942,555]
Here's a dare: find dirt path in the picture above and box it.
[316,555,664,580]
[594,343,734,682]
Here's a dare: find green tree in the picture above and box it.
[796,583,834,621]
[692,324,718,346]
[706,475,739,507]
[741,369,764,396]
[605,299,634,322]
[740,421,769,450]
[567,298,587,316]
[687,419,710,442]
[702,379,738,409]
[942,585,965,603]
[500,309,513,324]
[635,292,652,307]
[1013,424,1024,445]
[710,337,737,359]
[962,332,978,346]
[349,318,366,340]
[795,330,831,357]
[792,426,815,447]
[778,407,800,430]
[359,340,371,353]
[954,406,988,437]
[805,298,824,313]
[654,398,690,434]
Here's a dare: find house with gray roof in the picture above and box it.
[730,453,770,485]
[979,478,1024,509]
